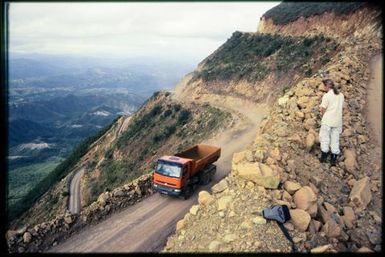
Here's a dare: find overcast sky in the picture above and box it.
[9,2,280,63]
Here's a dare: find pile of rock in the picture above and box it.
[164,26,381,252]
[6,173,154,253]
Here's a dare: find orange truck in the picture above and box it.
[152,144,221,199]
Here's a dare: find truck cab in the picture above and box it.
[153,156,190,196]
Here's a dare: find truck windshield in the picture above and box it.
[156,161,182,178]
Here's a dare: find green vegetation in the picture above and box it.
[194,32,338,82]
[263,2,365,25]
[275,34,337,75]
[7,160,61,207]
[7,115,121,222]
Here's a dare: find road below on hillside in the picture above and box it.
[68,168,85,214]
[367,53,382,145]
[49,96,268,252]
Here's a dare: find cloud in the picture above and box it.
[9,2,280,62]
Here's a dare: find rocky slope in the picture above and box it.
[164,3,382,253]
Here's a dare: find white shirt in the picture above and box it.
[320,90,344,127]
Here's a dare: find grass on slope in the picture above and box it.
[263,2,365,25]
[194,32,338,82]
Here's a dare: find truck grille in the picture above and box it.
[154,180,176,187]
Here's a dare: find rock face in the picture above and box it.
[232,161,280,189]
[349,176,372,210]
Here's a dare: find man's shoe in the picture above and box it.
[320,151,328,163]
[330,154,338,166]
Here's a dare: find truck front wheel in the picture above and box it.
[183,186,193,200]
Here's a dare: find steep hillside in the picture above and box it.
[6,2,382,253]
[177,30,338,105]
[164,2,382,253]
[10,91,232,228]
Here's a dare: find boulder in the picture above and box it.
[297,96,310,109]
[97,192,109,207]
[322,219,341,238]
[253,216,267,225]
[296,111,305,119]
[309,220,322,233]
[189,205,199,216]
[295,86,314,97]
[6,230,17,241]
[208,240,223,251]
[245,150,255,162]
[344,149,358,174]
[233,161,280,189]
[269,148,281,161]
[23,232,32,243]
[306,133,316,151]
[290,209,311,232]
[282,190,292,202]
[198,191,215,206]
[278,95,289,106]
[342,206,355,228]
[232,151,246,165]
[113,188,125,197]
[311,244,332,253]
[357,247,374,253]
[254,150,265,162]
[284,181,301,194]
[217,196,232,211]
[176,219,185,231]
[293,186,317,216]
[349,176,372,210]
[212,179,228,194]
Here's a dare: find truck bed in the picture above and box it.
[176,144,220,176]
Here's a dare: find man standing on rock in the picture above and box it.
[319,79,345,166]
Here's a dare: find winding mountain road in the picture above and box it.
[49,96,268,252]
[68,168,85,214]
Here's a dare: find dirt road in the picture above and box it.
[68,168,85,214]
[367,54,383,145]
[49,95,268,252]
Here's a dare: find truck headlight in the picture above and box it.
[154,184,158,187]
[174,189,181,192]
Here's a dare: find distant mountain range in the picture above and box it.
[7,53,195,202]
